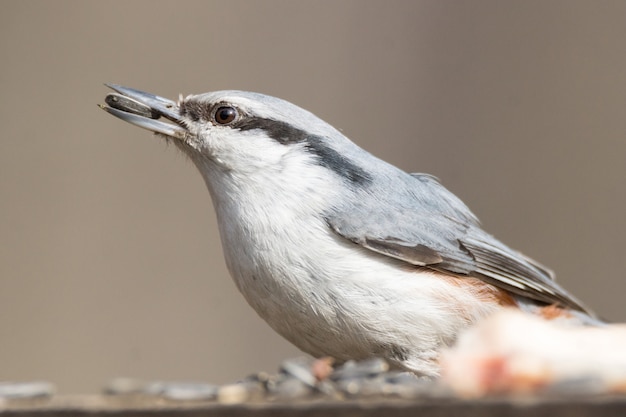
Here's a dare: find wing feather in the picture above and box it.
[326,172,593,315]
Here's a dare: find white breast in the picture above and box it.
[203,171,498,375]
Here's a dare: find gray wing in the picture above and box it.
[326,173,591,314]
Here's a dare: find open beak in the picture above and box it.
[99,84,187,139]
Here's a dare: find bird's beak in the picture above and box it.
[99,84,187,140]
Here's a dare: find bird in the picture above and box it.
[101,84,599,377]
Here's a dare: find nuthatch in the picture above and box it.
[101,84,598,376]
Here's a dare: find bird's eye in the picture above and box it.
[214,106,238,125]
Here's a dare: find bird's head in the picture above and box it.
[101,85,373,200]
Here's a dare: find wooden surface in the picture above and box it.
[3,394,626,417]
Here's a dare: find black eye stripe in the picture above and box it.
[233,117,309,144]
[181,102,308,144]
[232,117,372,185]
[179,101,372,186]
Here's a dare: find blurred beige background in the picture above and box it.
[2,0,626,393]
